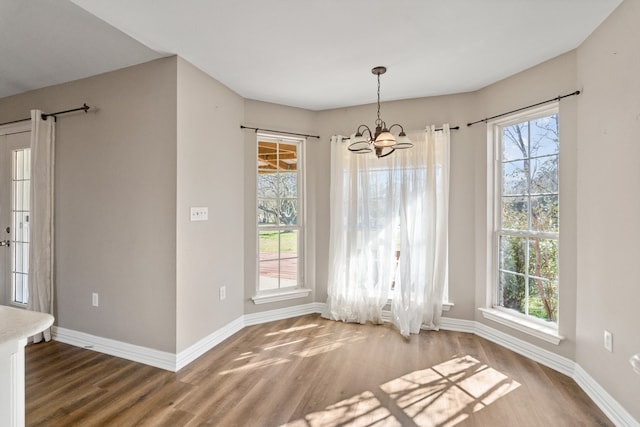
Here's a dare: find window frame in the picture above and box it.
[482,103,563,344]
[252,133,310,304]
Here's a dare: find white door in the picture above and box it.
[0,122,31,306]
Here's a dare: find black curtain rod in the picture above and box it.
[240,125,320,139]
[467,91,580,127]
[0,103,91,127]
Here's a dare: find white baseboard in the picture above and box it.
[175,316,245,371]
[440,316,475,333]
[474,321,575,377]
[574,364,639,427]
[52,307,638,426]
[244,302,325,326]
[52,326,176,371]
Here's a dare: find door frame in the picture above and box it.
[0,121,31,306]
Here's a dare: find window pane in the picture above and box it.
[502,122,528,161]
[498,271,525,314]
[529,278,558,321]
[501,196,528,230]
[13,273,28,305]
[530,155,558,194]
[278,172,297,198]
[530,195,558,232]
[14,212,29,243]
[259,260,279,290]
[530,114,558,157]
[279,230,298,259]
[258,172,278,198]
[258,199,278,225]
[502,160,527,196]
[259,231,279,261]
[278,143,298,172]
[279,258,298,288]
[499,235,526,274]
[528,238,558,281]
[279,199,297,225]
[258,141,278,173]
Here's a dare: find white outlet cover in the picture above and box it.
[190,207,208,221]
[604,330,613,352]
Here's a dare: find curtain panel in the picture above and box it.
[27,110,55,343]
[323,126,450,337]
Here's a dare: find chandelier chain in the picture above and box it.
[376,73,381,125]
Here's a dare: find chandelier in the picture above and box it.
[348,66,413,158]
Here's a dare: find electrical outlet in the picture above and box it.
[604,330,613,352]
[190,207,208,221]
[219,286,226,301]
[92,293,99,307]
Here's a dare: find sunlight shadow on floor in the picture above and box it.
[281,355,520,427]
[283,391,402,427]
[218,357,290,375]
[265,324,320,336]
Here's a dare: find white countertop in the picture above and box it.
[0,305,54,344]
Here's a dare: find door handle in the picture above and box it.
[0,240,10,247]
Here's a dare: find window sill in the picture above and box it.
[252,288,312,305]
[478,307,564,345]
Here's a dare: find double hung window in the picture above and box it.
[256,134,304,294]
[492,106,559,325]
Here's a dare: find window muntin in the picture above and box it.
[257,136,304,292]
[495,110,559,323]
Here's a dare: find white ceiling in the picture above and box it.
[2,0,622,111]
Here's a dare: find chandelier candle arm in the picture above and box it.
[348,66,413,158]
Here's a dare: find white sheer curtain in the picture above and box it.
[323,125,450,336]
[27,110,55,343]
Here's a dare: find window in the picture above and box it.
[492,106,559,325]
[12,147,31,305]
[256,134,305,297]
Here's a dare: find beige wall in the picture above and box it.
[576,0,640,419]
[176,58,245,352]
[0,57,179,352]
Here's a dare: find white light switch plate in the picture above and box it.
[190,207,208,221]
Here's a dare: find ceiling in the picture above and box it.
[2,0,622,111]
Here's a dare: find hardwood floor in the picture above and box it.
[25,314,612,426]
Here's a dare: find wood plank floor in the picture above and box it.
[25,314,612,426]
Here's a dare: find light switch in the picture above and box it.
[190,207,208,221]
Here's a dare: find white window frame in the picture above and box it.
[252,133,310,304]
[480,103,564,344]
